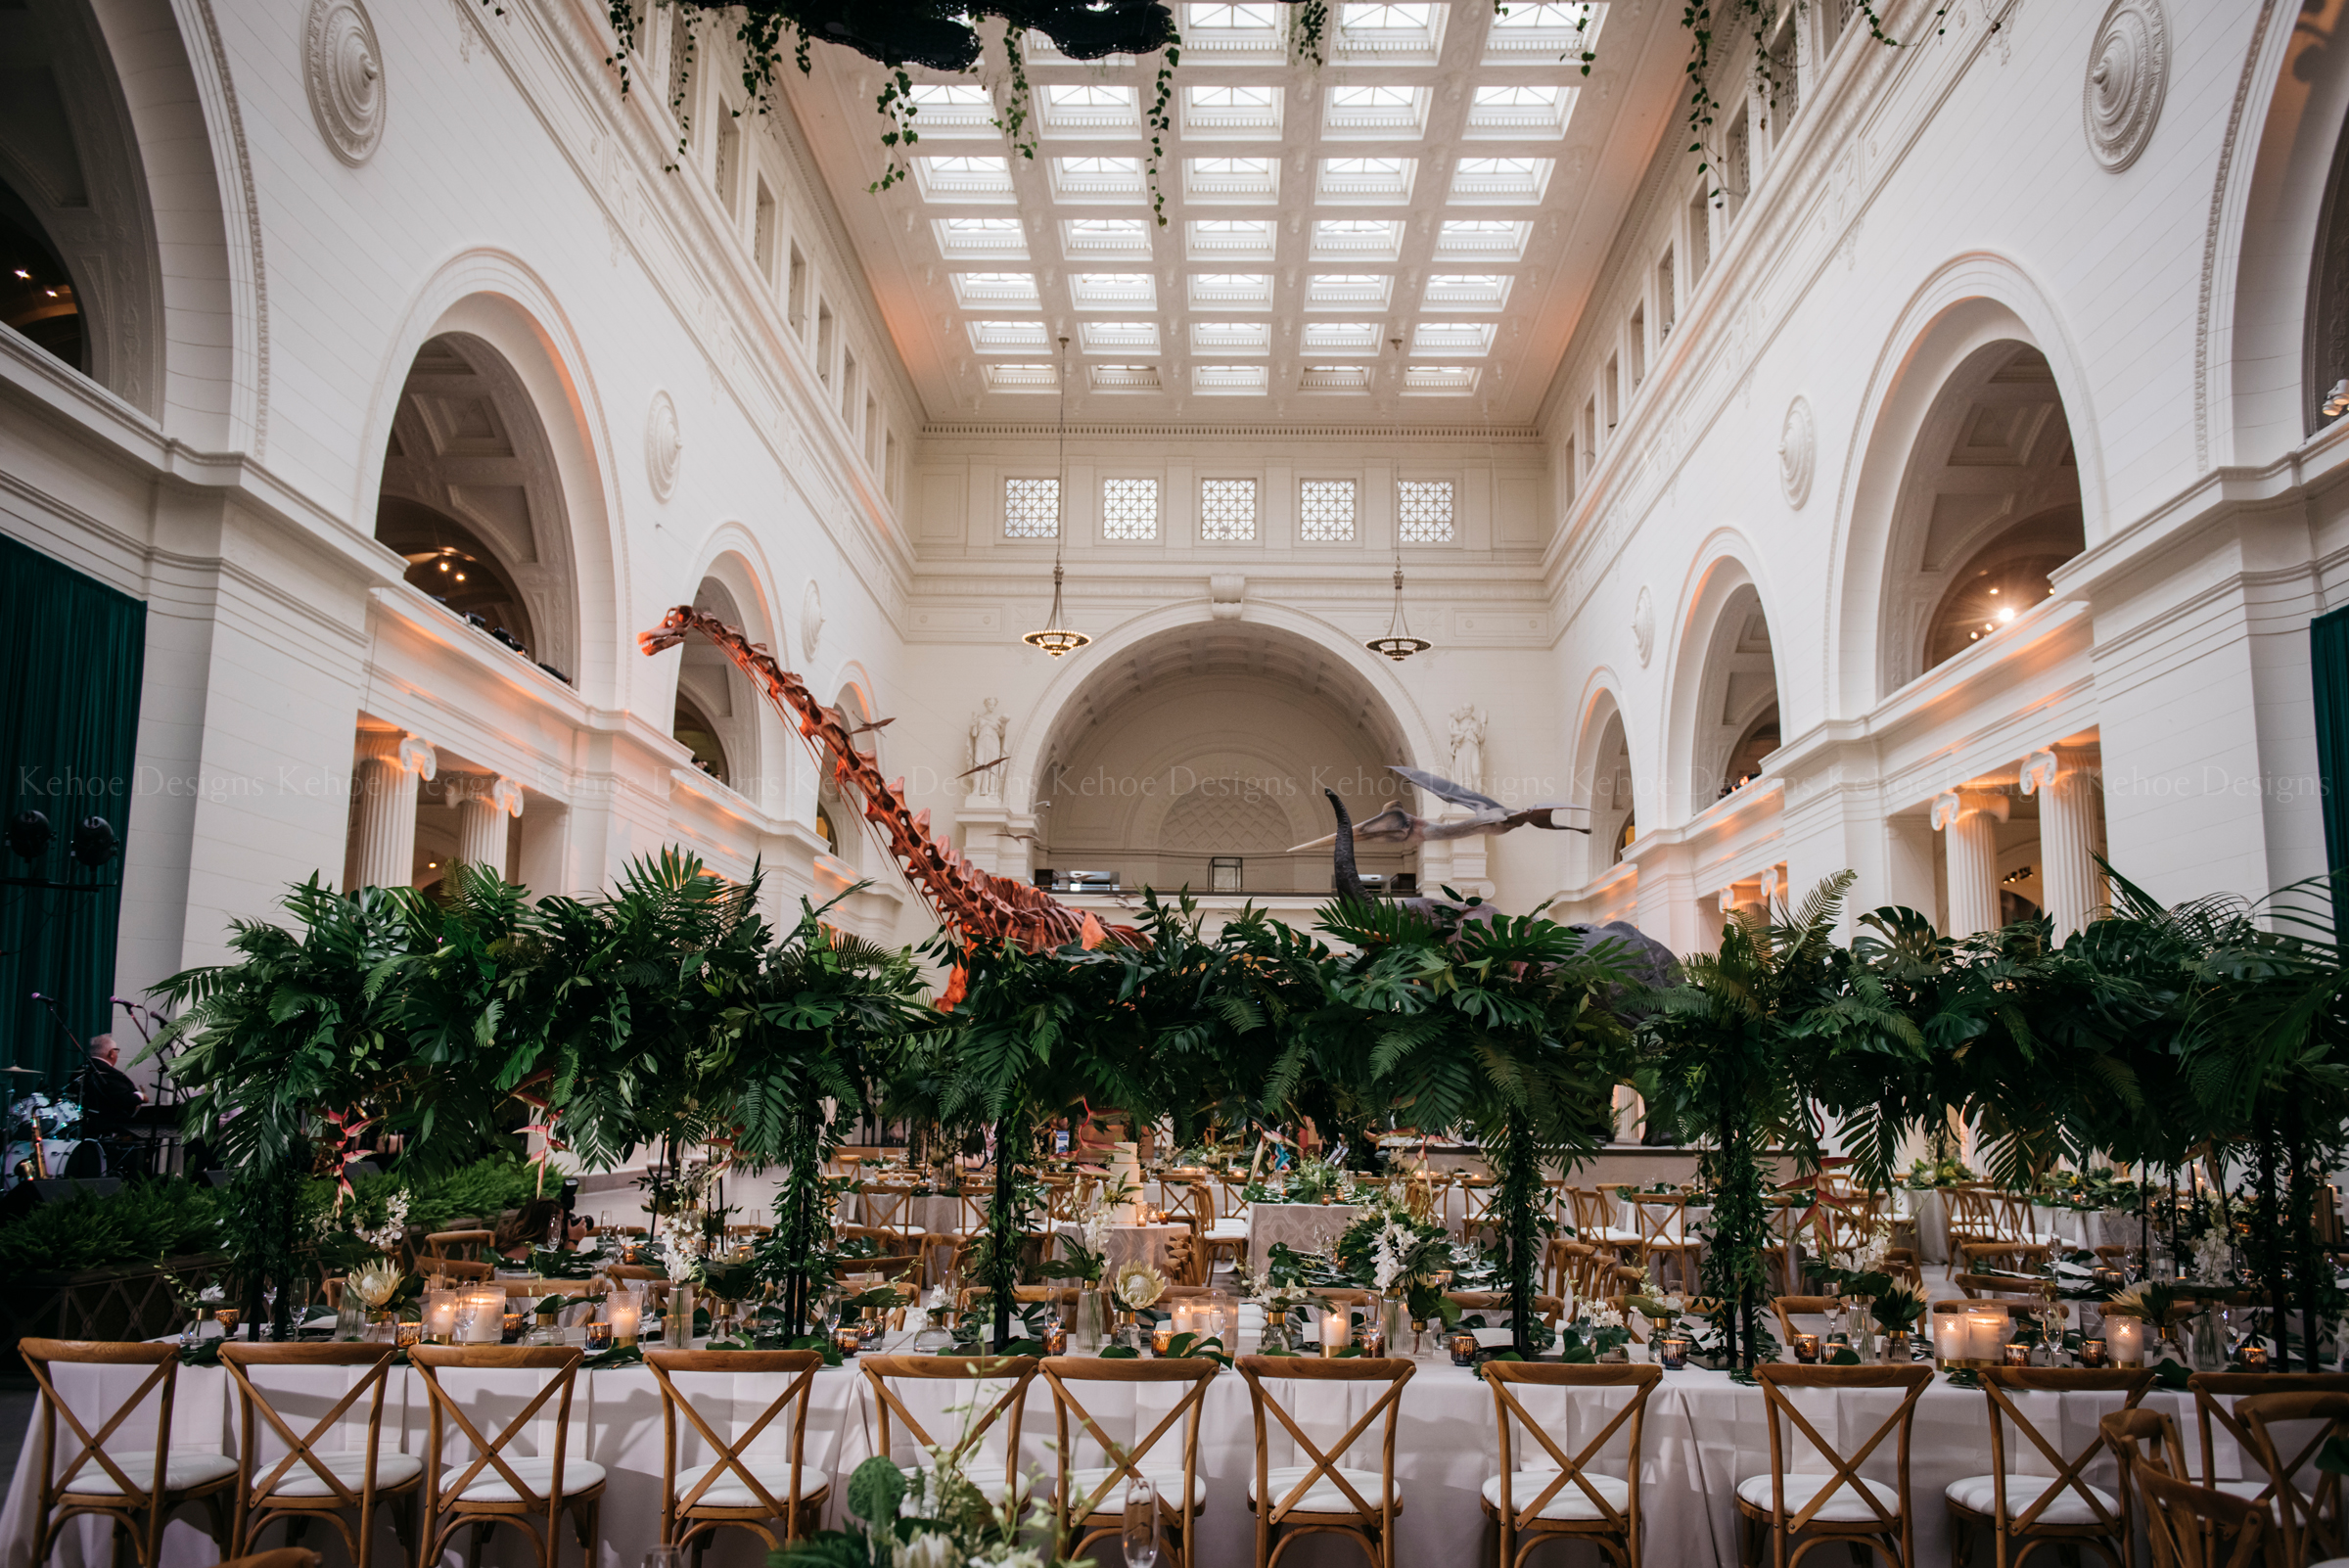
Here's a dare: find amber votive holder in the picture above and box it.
[1792,1333,1820,1364]
[2079,1338,2108,1368]
[584,1321,614,1352]
[2002,1343,2032,1367]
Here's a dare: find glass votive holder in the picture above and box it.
[2079,1337,2108,1368]
[213,1309,242,1336]
[1043,1319,1068,1356]
[2240,1343,2271,1371]
[835,1326,862,1359]
[1792,1333,1821,1364]
[501,1311,525,1344]
[584,1321,614,1352]
[393,1320,422,1350]
[1450,1331,1479,1367]
[2002,1343,2032,1368]
[1360,1323,1387,1360]
[1152,1325,1174,1356]
[1659,1336,1690,1370]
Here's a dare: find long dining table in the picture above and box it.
[0,1330,2276,1568]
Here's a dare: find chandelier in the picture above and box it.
[1022,336,1091,658]
[1364,337,1431,662]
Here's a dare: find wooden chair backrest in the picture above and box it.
[853,1184,918,1237]
[221,1343,400,1513]
[2231,1388,2349,1564]
[426,1259,495,1284]
[1770,1296,1843,1345]
[426,1229,493,1262]
[1951,1273,2051,1303]
[409,1346,585,1512]
[1235,1356,1413,1526]
[860,1355,1037,1493]
[1483,1361,1659,1536]
[20,1339,181,1503]
[1751,1364,1931,1538]
[644,1349,824,1522]
[1445,1291,1564,1326]
[1974,1367,2153,1537]
[1039,1356,1218,1531]
[2134,1458,2272,1568]
[1629,1196,1688,1249]
[2188,1372,2349,1502]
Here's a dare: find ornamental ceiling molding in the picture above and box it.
[1778,395,1816,509]
[644,389,682,501]
[920,422,1545,441]
[1632,586,1655,667]
[2083,0,2169,173]
[303,0,386,166]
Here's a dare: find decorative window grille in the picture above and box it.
[1397,479,1454,542]
[1004,477,1060,537]
[1102,478,1160,539]
[1300,480,1357,541]
[1200,478,1258,540]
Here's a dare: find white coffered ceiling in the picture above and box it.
[782,2,1688,429]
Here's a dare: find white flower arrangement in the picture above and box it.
[1370,1221,1415,1292]
[663,1246,704,1285]
[347,1261,403,1310]
[1578,1303,1626,1331]
[199,1282,225,1305]
[1113,1261,1168,1311]
[2191,1228,2235,1284]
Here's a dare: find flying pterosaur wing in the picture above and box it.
[1388,764,1505,813]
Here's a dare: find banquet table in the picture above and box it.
[1051,1221,1188,1276]
[2,1337,2276,1568]
[1246,1201,1363,1273]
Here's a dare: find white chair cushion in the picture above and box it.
[1735,1472,1901,1522]
[1207,1219,1252,1239]
[1248,1465,1400,1515]
[63,1452,237,1496]
[1481,1467,1631,1521]
[1060,1465,1206,1512]
[264,1453,425,1498]
[2209,1478,2280,1515]
[1592,1227,1642,1245]
[673,1459,824,1510]
[1944,1473,2117,1525]
[445,1456,606,1502]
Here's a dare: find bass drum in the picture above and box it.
[3,1137,88,1187]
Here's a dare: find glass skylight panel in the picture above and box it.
[1193,363,1269,394]
[951,272,1041,308]
[1187,218,1277,260]
[1483,1,1601,63]
[1079,320,1161,353]
[1312,218,1405,260]
[1423,273,1511,309]
[1467,82,1574,138]
[1300,479,1359,538]
[1062,217,1153,259]
[913,155,1014,203]
[1317,157,1416,204]
[1398,478,1457,538]
[1025,31,1133,65]
[1051,156,1145,203]
[1403,365,1480,394]
[1436,218,1530,259]
[1451,156,1552,204]
[905,82,995,137]
[1089,363,1164,392]
[1181,2,1285,61]
[1334,2,1447,64]
[1039,83,1140,136]
[1070,272,1157,310]
[1102,477,1161,538]
[1184,157,1279,204]
[1004,477,1061,534]
[1411,321,1495,355]
[1300,365,1373,392]
[983,363,1059,392]
[1185,83,1282,138]
[1324,84,1430,138]
[1188,273,1275,310]
[968,320,1051,353]
[1303,321,1384,353]
[1306,274,1394,310]
[1199,478,1260,540]
[1191,321,1270,353]
[934,216,1028,259]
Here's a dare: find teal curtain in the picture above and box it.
[0,534,146,1085]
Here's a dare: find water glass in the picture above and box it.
[1124,1476,1158,1568]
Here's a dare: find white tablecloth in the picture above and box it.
[1052,1222,1187,1277]
[2,1340,2290,1568]
[1246,1201,1363,1274]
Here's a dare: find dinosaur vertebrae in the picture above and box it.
[640,607,1135,952]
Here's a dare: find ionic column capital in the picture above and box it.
[1930,790,2010,831]
[355,729,437,780]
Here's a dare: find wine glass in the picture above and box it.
[1123,1476,1158,1568]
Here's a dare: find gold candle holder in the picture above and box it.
[2002,1343,2032,1368]
[1792,1333,1820,1364]
[584,1321,614,1352]
[2240,1344,2271,1371]
[2079,1338,2108,1368]
[1450,1331,1478,1366]
[393,1320,422,1349]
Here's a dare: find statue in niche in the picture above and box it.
[1448,705,1488,799]
[968,697,1009,799]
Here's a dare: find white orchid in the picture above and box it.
[1370,1221,1415,1291]
[1579,1304,1626,1330]
[663,1247,703,1285]
[893,1533,958,1568]
[2191,1229,2235,1285]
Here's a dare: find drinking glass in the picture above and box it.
[1123,1477,1158,1568]
[641,1550,683,1568]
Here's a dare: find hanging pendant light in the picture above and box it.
[1365,337,1431,662]
[1023,336,1091,658]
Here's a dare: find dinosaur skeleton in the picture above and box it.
[639,607,1138,957]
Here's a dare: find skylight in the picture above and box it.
[1436,218,1530,259]
[934,216,1028,258]
[1070,273,1157,309]
[1451,156,1553,204]
[1051,156,1145,203]
[1313,218,1405,259]
[1188,218,1277,259]
[1319,157,1416,203]
[1306,274,1395,309]
[1185,83,1281,137]
[1063,217,1153,258]
[1188,273,1275,309]
[1185,157,1279,203]
[914,156,1014,203]
[1468,82,1573,137]
[951,272,1041,308]
[1192,321,1271,353]
[1325,84,1429,138]
[1423,274,1511,309]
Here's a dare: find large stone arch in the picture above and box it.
[662,533,788,811]
[1827,259,2104,717]
[1568,673,1636,885]
[358,254,626,707]
[1659,537,1780,826]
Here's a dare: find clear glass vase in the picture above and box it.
[1261,1311,1292,1354]
[2189,1306,2227,1371]
[666,1285,696,1348]
[334,1303,367,1342]
[1380,1292,1408,1354]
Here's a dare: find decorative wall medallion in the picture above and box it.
[303,0,385,166]
[2083,0,2168,173]
[1777,395,1815,509]
[802,579,824,658]
[1632,586,1655,668]
[644,390,682,501]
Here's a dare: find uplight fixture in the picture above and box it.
[1364,337,1432,662]
[1022,337,1092,658]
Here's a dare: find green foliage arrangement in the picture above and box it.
[0,1177,222,1275]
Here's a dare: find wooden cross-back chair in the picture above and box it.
[1040,1355,1219,1568]
[861,1355,1040,1505]
[426,1229,495,1264]
[1236,1356,1414,1568]
[1769,1297,1845,1349]
[1945,1187,2005,1250]
[1628,1196,1704,1294]
[644,1348,829,1555]
[1737,1363,1932,1568]
[2187,1372,2349,1513]
[2233,1389,2349,1568]
[1460,1180,1503,1247]
[220,1343,419,1568]
[410,1345,603,1568]
[1447,1291,1565,1328]
[1545,1238,1597,1305]
[1945,1366,2153,1568]
[1959,1239,2055,1275]
[1482,1360,1661,1568]
[851,1185,923,1244]
[426,1258,496,1284]
[1566,1187,1641,1261]
[2133,1459,2273,1568]
[2098,1407,2188,1547]
[21,1338,236,1568]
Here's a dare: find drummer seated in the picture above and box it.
[71,1034,145,1136]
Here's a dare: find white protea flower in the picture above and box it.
[664,1247,702,1285]
[347,1261,403,1310]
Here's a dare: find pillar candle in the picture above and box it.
[2107,1316,2145,1367]
[1965,1310,2008,1362]
[1321,1309,1350,1352]
[606,1289,642,1347]
[424,1289,459,1343]
[1933,1313,1965,1365]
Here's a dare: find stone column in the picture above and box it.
[350,730,436,890]
[451,775,524,877]
[1930,789,2009,937]
[2021,746,2104,938]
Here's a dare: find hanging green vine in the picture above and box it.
[868,67,920,194]
[1145,43,1181,227]
[993,22,1038,164]
[1290,1,1329,68]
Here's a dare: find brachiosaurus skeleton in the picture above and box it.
[639,607,1139,958]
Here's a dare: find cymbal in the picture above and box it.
[0,1066,44,1075]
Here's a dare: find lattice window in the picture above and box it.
[1199,478,1258,540]
[1102,477,1159,539]
[1004,477,1060,537]
[1398,479,1454,542]
[1300,480,1357,541]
